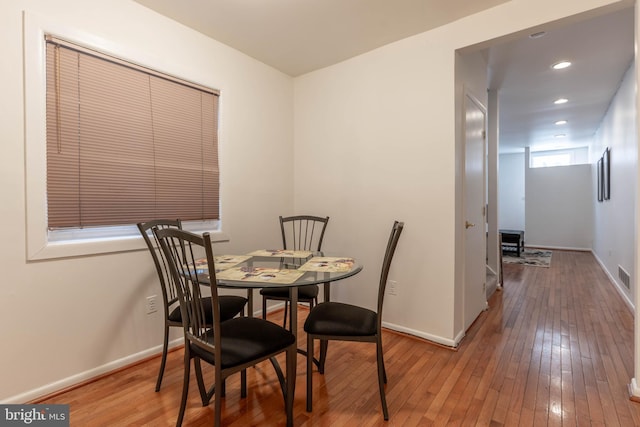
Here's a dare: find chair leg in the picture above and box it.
[214,369,223,427]
[269,356,287,399]
[241,369,247,398]
[306,334,314,412]
[286,345,297,427]
[382,357,387,384]
[319,340,328,374]
[262,296,267,320]
[376,338,389,421]
[156,323,170,392]
[176,350,191,427]
[282,301,289,329]
[194,358,209,406]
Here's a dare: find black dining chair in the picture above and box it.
[260,215,329,328]
[304,220,404,420]
[155,228,297,427]
[137,219,248,392]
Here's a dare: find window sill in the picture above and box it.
[28,227,229,261]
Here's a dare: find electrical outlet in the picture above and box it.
[388,280,397,296]
[146,295,158,314]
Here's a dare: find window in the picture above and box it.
[45,36,220,230]
[24,14,227,259]
[529,147,589,168]
[530,151,572,168]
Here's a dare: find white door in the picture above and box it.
[463,93,487,331]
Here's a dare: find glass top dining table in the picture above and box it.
[203,250,363,339]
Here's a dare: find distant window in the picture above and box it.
[530,152,572,168]
[530,147,588,168]
[46,36,220,230]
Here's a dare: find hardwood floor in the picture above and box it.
[39,250,640,426]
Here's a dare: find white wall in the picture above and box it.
[593,62,637,305]
[500,152,602,252]
[525,164,594,249]
[1,0,632,403]
[294,0,628,345]
[1,0,294,402]
[499,153,526,231]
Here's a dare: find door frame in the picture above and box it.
[462,89,488,332]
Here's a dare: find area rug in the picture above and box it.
[503,249,552,267]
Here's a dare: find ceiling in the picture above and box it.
[486,7,634,154]
[134,1,635,154]
[134,0,508,76]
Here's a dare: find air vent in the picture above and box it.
[618,265,631,289]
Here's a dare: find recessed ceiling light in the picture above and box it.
[529,31,547,39]
[552,61,572,70]
[554,98,569,105]
[555,120,568,125]
[554,134,566,138]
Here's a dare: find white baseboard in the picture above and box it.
[526,245,591,251]
[591,250,634,311]
[7,301,455,404]
[486,264,497,276]
[629,378,640,398]
[2,338,184,404]
[382,321,460,348]
[3,301,291,404]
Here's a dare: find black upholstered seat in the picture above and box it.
[261,215,329,328]
[166,295,248,324]
[304,302,377,336]
[190,317,295,368]
[304,221,404,421]
[261,284,319,301]
[137,220,248,392]
[155,228,296,427]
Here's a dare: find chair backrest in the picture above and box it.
[137,219,183,318]
[279,215,329,252]
[376,221,404,323]
[154,228,222,357]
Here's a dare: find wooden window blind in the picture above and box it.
[45,37,220,229]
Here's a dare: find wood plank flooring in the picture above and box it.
[38,250,640,426]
